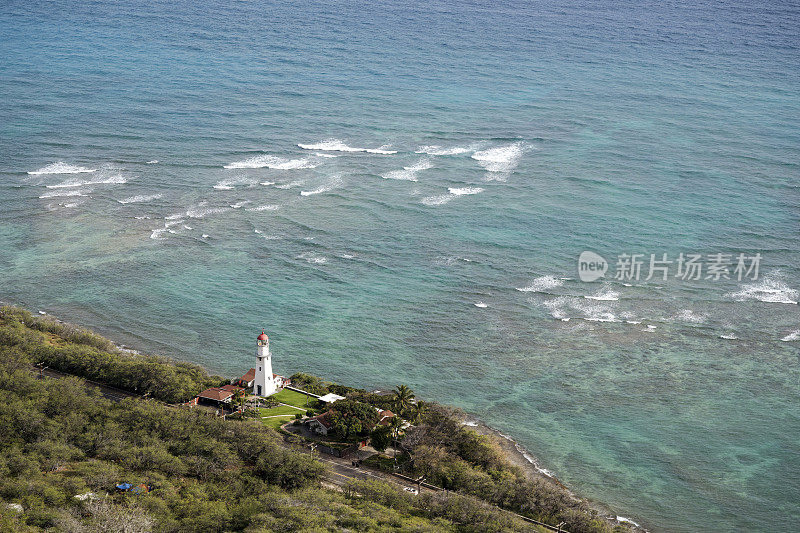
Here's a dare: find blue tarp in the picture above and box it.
[116,483,132,491]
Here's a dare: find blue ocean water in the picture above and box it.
[1,1,799,530]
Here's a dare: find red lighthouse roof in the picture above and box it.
[257,331,268,342]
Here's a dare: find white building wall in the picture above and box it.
[253,339,277,397]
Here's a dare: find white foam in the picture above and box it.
[415,144,475,156]
[616,516,642,528]
[146,160,159,164]
[315,152,338,158]
[300,175,343,196]
[448,186,484,196]
[213,174,260,190]
[275,179,305,189]
[645,325,657,330]
[584,289,620,301]
[421,194,453,206]
[39,189,91,199]
[202,234,210,239]
[224,155,317,170]
[230,200,250,208]
[187,205,230,218]
[260,181,276,186]
[719,334,738,340]
[727,274,798,305]
[673,309,707,324]
[381,159,432,181]
[781,330,800,342]
[118,193,162,204]
[297,251,328,264]
[543,295,618,323]
[496,431,556,478]
[46,174,127,188]
[471,142,525,173]
[28,162,98,175]
[517,275,564,293]
[245,204,281,212]
[183,225,192,230]
[474,302,488,308]
[298,139,397,154]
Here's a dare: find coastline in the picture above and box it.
[12,304,644,532]
[466,418,646,532]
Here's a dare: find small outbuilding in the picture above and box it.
[307,411,334,436]
[197,387,234,405]
[318,393,346,404]
[237,369,256,388]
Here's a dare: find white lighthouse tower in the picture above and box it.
[253,331,277,397]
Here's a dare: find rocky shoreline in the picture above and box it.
[17,304,647,532]
[467,418,647,532]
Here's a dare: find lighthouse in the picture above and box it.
[253,331,277,397]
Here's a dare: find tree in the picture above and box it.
[393,385,415,418]
[327,400,379,441]
[370,425,392,452]
[409,400,427,425]
[388,416,404,463]
[231,389,246,412]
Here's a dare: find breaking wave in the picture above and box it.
[421,194,453,206]
[781,330,800,342]
[726,273,798,305]
[673,309,707,324]
[213,176,257,190]
[45,174,127,188]
[300,175,343,196]
[39,189,90,199]
[381,159,432,181]
[28,162,97,175]
[584,289,620,301]
[516,275,564,293]
[297,251,328,264]
[224,155,317,170]
[448,186,484,195]
[298,139,397,154]
[415,144,475,156]
[118,194,162,204]
[245,204,281,212]
[471,142,525,173]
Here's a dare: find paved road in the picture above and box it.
[39,367,141,402]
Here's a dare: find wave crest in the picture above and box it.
[28,162,97,175]
[471,142,525,173]
[298,139,397,154]
[224,155,317,170]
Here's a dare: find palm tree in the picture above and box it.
[409,400,426,425]
[388,416,404,464]
[393,385,415,417]
[232,389,246,412]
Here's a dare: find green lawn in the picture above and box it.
[261,415,295,429]
[270,388,315,408]
[259,404,306,417]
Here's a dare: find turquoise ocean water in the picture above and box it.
[1,1,798,530]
